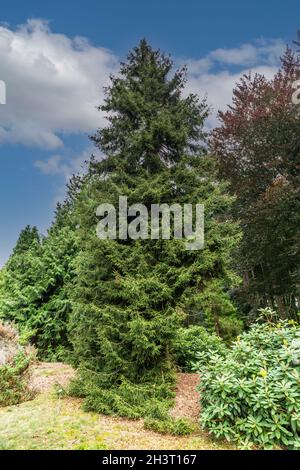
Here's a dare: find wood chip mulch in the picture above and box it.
[29,362,75,393]
[169,373,200,422]
[30,364,201,423]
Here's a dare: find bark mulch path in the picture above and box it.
[170,372,200,422]
[30,362,75,393]
[30,364,200,422]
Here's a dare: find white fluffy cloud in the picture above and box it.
[181,38,284,128]
[0,20,285,153]
[0,19,118,149]
[34,154,68,175]
[186,65,280,129]
[208,38,284,66]
[34,146,102,181]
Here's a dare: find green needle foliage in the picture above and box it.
[0,185,80,360]
[0,323,35,406]
[69,40,241,419]
[0,351,34,407]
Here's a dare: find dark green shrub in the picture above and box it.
[173,326,227,372]
[198,317,300,449]
[0,323,35,406]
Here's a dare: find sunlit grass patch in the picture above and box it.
[0,391,233,450]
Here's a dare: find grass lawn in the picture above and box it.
[0,392,234,450]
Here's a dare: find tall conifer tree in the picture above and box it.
[0,179,81,358]
[69,40,241,416]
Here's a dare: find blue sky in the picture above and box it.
[0,0,299,265]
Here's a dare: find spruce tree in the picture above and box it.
[69,40,241,418]
[0,225,41,328]
[11,225,40,256]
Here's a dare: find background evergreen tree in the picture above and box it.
[69,40,241,418]
[11,225,40,256]
[0,178,81,359]
[0,225,41,328]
